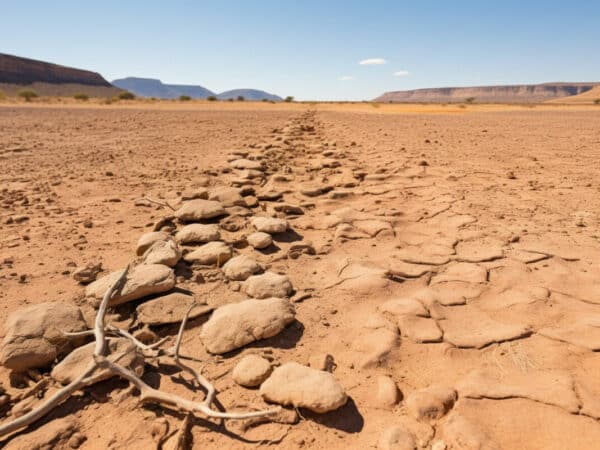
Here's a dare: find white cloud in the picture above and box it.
[359,58,387,65]
[393,70,410,76]
[339,75,354,81]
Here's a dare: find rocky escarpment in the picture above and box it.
[375,82,600,103]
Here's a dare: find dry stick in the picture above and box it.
[142,197,176,211]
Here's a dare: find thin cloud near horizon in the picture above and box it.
[339,75,354,81]
[393,70,410,76]
[359,58,387,65]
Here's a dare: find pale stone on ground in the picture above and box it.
[85,264,175,307]
[200,298,295,354]
[538,317,600,350]
[208,186,247,207]
[174,199,227,222]
[431,263,487,284]
[243,271,293,298]
[377,426,416,450]
[4,417,80,450]
[353,219,392,237]
[136,231,170,256]
[380,298,429,317]
[183,241,233,265]
[260,362,347,413]
[0,303,87,371]
[142,239,181,267]
[222,255,262,281]
[405,386,457,421]
[136,292,213,325]
[230,158,263,170]
[375,375,400,409]
[51,338,144,385]
[72,262,102,284]
[232,354,272,387]
[175,223,220,244]
[251,216,288,234]
[247,231,273,249]
[441,414,499,450]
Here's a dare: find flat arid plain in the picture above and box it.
[1,101,600,449]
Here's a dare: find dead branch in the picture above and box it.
[0,264,279,438]
[142,197,176,211]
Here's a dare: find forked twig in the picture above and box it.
[142,197,176,211]
[0,264,279,438]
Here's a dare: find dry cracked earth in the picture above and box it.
[1,103,600,449]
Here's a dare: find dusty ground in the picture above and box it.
[1,102,600,449]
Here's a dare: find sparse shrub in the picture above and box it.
[18,89,38,101]
[594,99,600,105]
[118,91,135,100]
[103,98,113,105]
[73,93,89,101]
[261,98,268,102]
[179,95,191,101]
[371,102,380,108]
[237,95,245,101]
[207,95,217,101]
[0,90,5,100]
[284,96,294,102]
[465,97,476,104]
[227,98,234,102]
[458,104,467,109]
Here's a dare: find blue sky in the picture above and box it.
[2,1,599,100]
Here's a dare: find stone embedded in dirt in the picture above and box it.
[181,187,209,200]
[174,199,227,222]
[387,261,432,279]
[243,271,293,298]
[247,231,273,249]
[51,338,144,385]
[0,302,87,372]
[260,362,347,413]
[380,298,429,317]
[230,158,264,171]
[351,317,399,368]
[431,262,488,284]
[440,309,531,348]
[538,317,600,350]
[405,386,457,421]
[376,375,400,409]
[273,203,304,215]
[200,297,295,354]
[136,292,213,325]
[3,417,81,450]
[456,368,580,413]
[72,262,102,284]
[441,414,499,450]
[287,241,316,259]
[429,281,484,306]
[456,240,504,262]
[175,223,220,244]
[136,231,170,256]
[85,264,175,307]
[396,246,451,266]
[232,354,272,387]
[377,426,416,450]
[208,186,247,207]
[222,255,263,281]
[251,216,288,234]
[398,315,443,343]
[183,241,233,265]
[142,239,181,267]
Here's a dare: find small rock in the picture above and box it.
[222,255,263,281]
[136,232,170,256]
[405,386,457,421]
[243,271,293,298]
[0,303,87,371]
[85,264,175,307]
[251,216,288,234]
[183,241,233,265]
[230,158,264,171]
[142,239,181,267]
[200,298,295,354]
[72,262,102,284]
[378,426,416,450]
[232,354,272,387]
[260,362,347,413]
[174,199,227,222]
[247,232,273,249]
[175,223,220,244]
[136,292,213,325]
[376,375,400,409]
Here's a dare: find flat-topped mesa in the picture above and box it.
[374,82,600,103]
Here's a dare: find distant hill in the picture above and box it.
[0,53,121,97]
[111,77,214,99]
[547,85,600,104]
[217,89,282,101]
[374,82,600,103]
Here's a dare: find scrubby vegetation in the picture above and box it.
[179,95,191,101]
[18,89,38,101]
[118,91,135,100]
[285,96,294,102]
[207,95,217,101]
[73,93,89,101]
[237,95,245,101]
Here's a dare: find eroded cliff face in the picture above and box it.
[0,53,112,86]
[375,82,600,103]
